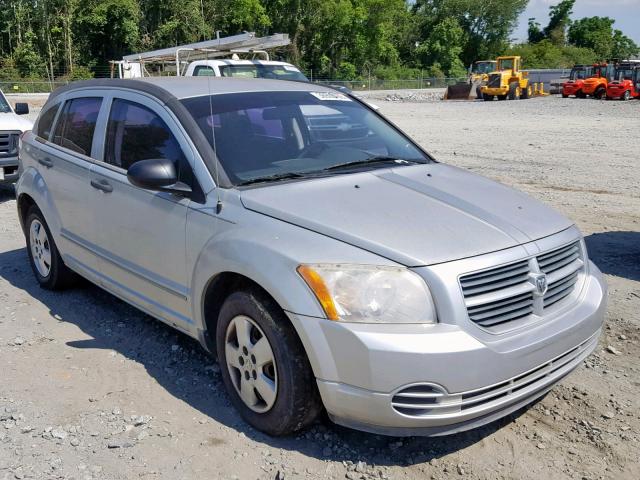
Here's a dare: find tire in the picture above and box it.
[483,93,494,101]
[576,91,586,99]
[497,95,507,101]
[562,93,569,98]
[508,83,520,100]
[521,85,531,99]
[25,206,78,290]
[216,288,322,436]
[622,90,631,101]
[595,88,606,100]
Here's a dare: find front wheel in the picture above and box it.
[622,90,631,101]
[25,206,78,290]
[216,288,321,436]
[483,93,494,101]
[595,88,606,100]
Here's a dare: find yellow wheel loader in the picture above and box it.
[480,56,533,101]
[445,60,497,100]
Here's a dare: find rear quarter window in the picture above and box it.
[34,103,60,140]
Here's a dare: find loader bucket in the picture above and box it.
[445,81,482,100]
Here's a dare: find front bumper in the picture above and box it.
[563,83,582,95]
[0,156,19,184]
[606,87,627,99]
[290,262,606,436]
[481,87,508,96]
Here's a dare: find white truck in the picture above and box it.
[0,89,32,186]
[184,58,308,81]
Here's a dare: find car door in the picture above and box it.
[88,93,198,332]
[31,94,104,274]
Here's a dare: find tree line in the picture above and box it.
[0,0,637,83]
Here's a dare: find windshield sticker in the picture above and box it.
[283,65,300,72]
[310,91,351,102]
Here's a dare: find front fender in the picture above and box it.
[188,205,399,332]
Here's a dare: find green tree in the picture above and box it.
[75,0,140,64]
[416,17,466,77]
[544,0,574,45]
[413,0,528,65]
[568,16,638,59]
[13,29,46,78]
[527,18,544,44]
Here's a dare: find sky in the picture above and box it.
[514,0,640,44]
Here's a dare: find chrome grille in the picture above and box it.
[0,131,19,158]
[390,332,598,418]
[460,241,584,333]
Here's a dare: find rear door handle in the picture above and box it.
[38,158,53,168]
[90,179,113,193]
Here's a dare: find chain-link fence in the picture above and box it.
[0,74,467,94]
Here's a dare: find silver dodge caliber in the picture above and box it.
[16,78,607,437]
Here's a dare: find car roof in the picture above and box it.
[51,77,333,101]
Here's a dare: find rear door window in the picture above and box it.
[52,97,102,156]
[104,98,193,185]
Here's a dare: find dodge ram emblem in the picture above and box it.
[533,274,548,296]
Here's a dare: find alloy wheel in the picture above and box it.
[224,315,278,412]
[29,219,51,277]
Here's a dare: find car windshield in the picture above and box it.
[218,64,309,82]
[181,91,430,186]
[0,92,11,113]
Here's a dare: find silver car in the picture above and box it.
[16,78,607,437]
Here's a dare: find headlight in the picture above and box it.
[297,264,436,324]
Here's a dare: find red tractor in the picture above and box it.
[606,62,640,100]
[562,64,594,98]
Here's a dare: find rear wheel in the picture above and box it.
[497,95,507,101]
[576,91,587,99]
[25,207,78,290]
[521,85,532,99]
[483,93,494,101]
[216,288,321,436]
[622,90,631,101]
[594,87,606,100]
[562,93,569,98]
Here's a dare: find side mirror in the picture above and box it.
[127,158,192,196]
[14,103,29,115]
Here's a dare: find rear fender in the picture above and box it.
[16,166,62,241]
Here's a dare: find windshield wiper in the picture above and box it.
[323,156,423,172]
[237,172,309,186]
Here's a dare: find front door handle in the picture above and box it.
[38,158,53,168]
[90,179,113,193]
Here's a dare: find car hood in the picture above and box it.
[0,112,33,131]
[240,164,573,266]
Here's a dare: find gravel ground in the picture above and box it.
[0,94,639,480]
